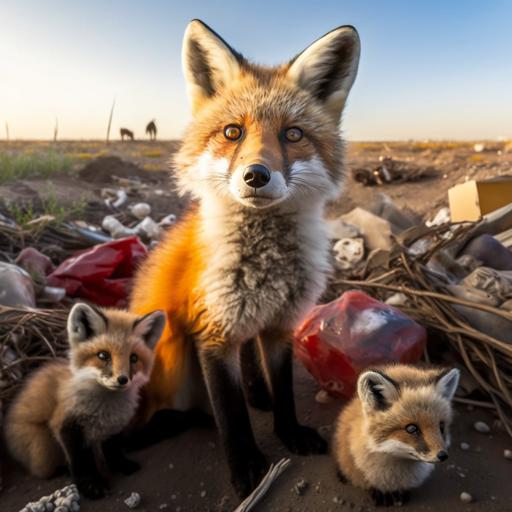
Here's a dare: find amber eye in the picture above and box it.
[97,351,110,361]
[405,423,420,435]
[224,124,242,141]
[130,353,138,364]
[284,127,303,142]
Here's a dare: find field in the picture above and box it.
[1,140,512,512]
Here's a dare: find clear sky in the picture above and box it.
[1,0,511,141]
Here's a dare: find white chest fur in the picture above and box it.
[199,200,331,341]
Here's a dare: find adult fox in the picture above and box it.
[130,19,360,497]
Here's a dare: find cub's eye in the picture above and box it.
[224,124,243,141]
[284,127,303,143]
[130,353,138,364]
[97,351,110,361]
[440,421,446,434]
[405,423,420,435]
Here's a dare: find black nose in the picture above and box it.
[437,450,448,462]
[117,375,128,386]
[243,164,271,188]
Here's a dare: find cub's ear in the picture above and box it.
[182,19,243,114]
[436,368,460,401]
[358,370,399,412]
[67,303,107,345]
[133,310,166,349]
[287,25,360,122]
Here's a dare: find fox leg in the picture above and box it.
[198,342,268,499]
[59,419,108,500]
[257,329,327,455]
[240,338,272,411]
[103,434,140,475]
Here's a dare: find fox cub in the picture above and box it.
[4,303,164,499]
[333,364,460,506]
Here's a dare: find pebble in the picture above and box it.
[332,496,345,504]
[504,449,512,460]
[159,505,169,510]
[124,492,141,509]
[293,479,309,496]
[168,463,174,469]
[130,203,151,220]
[315,389,335,404]
[460,442,470,450]
[460,492,474,503]
[474,421,490,433]
[200,490,206,498]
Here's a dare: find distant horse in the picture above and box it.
[146,120,157,141]
[120,128,134,141]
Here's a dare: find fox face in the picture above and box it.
[358,367,460,464]
[67,303,165,391]
[174,20,360,210]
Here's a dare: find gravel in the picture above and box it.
[474,421,491,433]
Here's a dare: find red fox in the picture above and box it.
[4,303,164,499]
[129,19,360,497]
[333,365,460,506]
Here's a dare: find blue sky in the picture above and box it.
[1,0,511,140]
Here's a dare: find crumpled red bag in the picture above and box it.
[294,290,426,399]
[47,237,147,307]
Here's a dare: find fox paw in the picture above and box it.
[230,449,269,499]
[277,425,328,455]
[370,489,410,507]
[117,457,141,475]
[336,468,348,483]
[76,476,108,500]
[246,378,273,411]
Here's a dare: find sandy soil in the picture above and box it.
[1,140,512,512]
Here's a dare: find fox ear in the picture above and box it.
[67,303,107,345]
[182,19,243,114]
[133,310,166,349]
[287,25,360,122]
[436,368,460,401]
[358,370,400,412]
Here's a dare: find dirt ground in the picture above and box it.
[1,139,512,511]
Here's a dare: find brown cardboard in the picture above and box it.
[448,177,512,222]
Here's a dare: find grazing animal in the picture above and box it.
[146,120,157,141]
[129,19,360,497]
[120,128,134,141]
[4,303,164,499]
[333,364,460,506]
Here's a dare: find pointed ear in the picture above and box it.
[287,25,360,121]
[67,303,107,345]
[182,19,243,114]
[436,368,460,401]
[357,370,400,412]
[133,310,166,349]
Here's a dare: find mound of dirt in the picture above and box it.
[78,156,152,184]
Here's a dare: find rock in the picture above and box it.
[293,479,309,496]
[460,442,470,450]
[333,238,365,270]
[0,262,36,308]
[340,208,392,251]
[130,203,151,220]
[474,421,491,433]
[124,492,141,509]
[159,504,169,510]
[504,449,512,460]
[385,293,408,306]
[460,492,474,503]
[315,389,336,404]
[473,143,485,153]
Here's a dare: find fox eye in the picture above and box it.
[440,421,446,434]
[130,353,138,364]
[284,127,303,142]
[97,351,110,361]
[405,423,420,435]
[224,124,243,141]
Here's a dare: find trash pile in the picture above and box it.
[324,193,512,437]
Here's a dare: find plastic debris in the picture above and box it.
[47,237,148,307]
[325,218,360,240]
[159,214,177,227]
[426,207,451,227]
[102,215,137,239]
[460,492,474,503]
[136,217,162,241]
[341,208,392,251]
[130,202,151,220]
[333,238,365,269]
[15,247,55,282]
[294,290,426,398]
[0,262,36,308]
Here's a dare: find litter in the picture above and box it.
[0,262,36,308]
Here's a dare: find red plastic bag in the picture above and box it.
[47,237,148,307]
[294,290,426,399]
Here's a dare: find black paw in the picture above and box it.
[230,449,269,499]
[336,468,348,484]
[277,425,328,455]
[246,378,273,411]
[76,476,108,500]
[370,489,410,507]
[116,457,141,475]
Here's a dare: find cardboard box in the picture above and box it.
[448,177,512,222]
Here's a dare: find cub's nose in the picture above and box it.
[436,450,448,462]
[117,375,129,386]
[243,164,271,189]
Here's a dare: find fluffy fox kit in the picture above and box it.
[130,19,361,497]
[4,303,164,499]
[333,364,460,506]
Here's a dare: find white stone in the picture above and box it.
[130,203,151,220]
[474,421,490,433]
[124,492,141,509]
[460,492,473,503]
